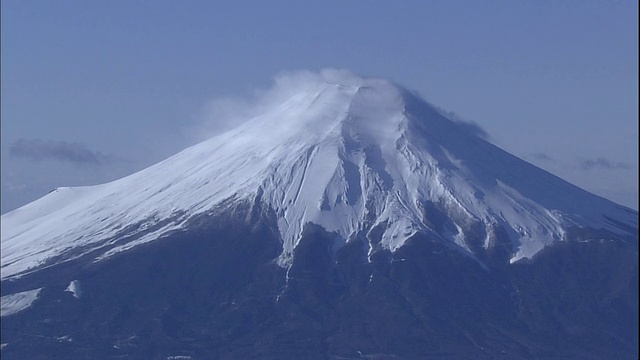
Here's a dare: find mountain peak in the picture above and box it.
[1,70,636,279]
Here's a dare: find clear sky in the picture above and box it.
[1,0,638,212]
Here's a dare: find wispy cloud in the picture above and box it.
[428,105,490,140]
[454,120,490,140]
[529,153,556,162]
[9,139,118,165]
[579,157,629,171]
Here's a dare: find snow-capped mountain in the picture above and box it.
[2,70,637,359]
[1,70,636,280]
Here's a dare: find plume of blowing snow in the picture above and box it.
[190,69,487,143]
[189,70,367,141]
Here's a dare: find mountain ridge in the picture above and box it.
[1,70,637,359]
[1,70,636,280]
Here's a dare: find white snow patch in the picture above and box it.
[1,288,42,317]
[66,280,82,299]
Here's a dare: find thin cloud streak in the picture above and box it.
[427,104,491,140]
[579,157,630,171]
[9,139,119,165]
[529,153,556,162]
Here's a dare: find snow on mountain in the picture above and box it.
[65,280,82,299]
[1,288,42,317]
[1,70,636,280]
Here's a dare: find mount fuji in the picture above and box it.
[1,70,638,359]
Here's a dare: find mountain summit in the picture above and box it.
[1,70,637,359]
[2,70,635,278]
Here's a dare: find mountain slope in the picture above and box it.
[1,200,637,359]
[1,70,637,359]
[1,71,636,280]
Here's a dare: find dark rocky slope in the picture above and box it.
[2,204,637,359]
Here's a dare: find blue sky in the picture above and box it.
[1,0,638,212]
